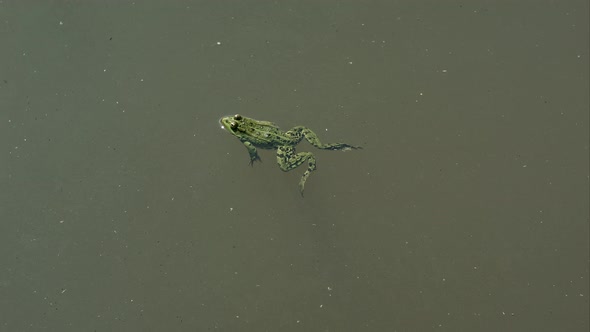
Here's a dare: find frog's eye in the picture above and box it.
[230,122,238,130]
[234,114,242,120]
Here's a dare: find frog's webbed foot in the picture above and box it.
[248,154,261,166]
[298,175,307,197]
[341,144,363,151]
[243,141,261,166]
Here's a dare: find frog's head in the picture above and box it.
[219,114,245,136]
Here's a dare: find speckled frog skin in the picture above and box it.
[219,114,361,195]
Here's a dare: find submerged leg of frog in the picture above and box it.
[286,126,362,151]
[276,145,316,196]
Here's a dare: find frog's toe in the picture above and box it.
[249,155,262,166]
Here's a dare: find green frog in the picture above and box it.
[219,114,361,196]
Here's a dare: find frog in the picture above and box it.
[219,114,361,196]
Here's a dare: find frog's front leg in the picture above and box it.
[276,146,316,196]
[242,141,261,165]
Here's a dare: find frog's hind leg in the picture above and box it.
[296,127,361,151]
[276,145,316,196]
